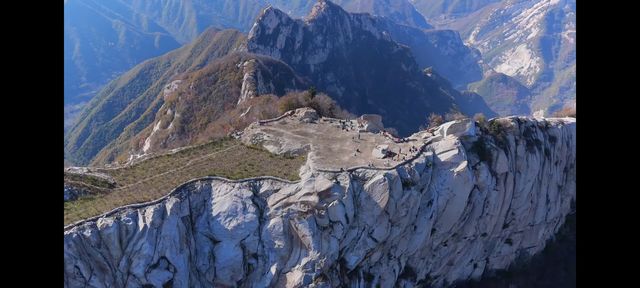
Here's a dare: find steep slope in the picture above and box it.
[123,0,269,43]
[64,0,461,131]
[65,28,248,165]
[263,0,433,29]
[247,1,494,135]
[67,0,497,165]
[423,0,576,115]
[455,211,575,287]
[424,68,494,117]
[468,72,531,116]
[64,116,576,287]
[64,0,181,127]
[108,53,310,163]
[272,0,483,88]
[332,0,432,28]
[378,20,482,87]
[410,0,500,20]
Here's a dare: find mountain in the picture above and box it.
[268,1,484,88]
[64,0,181,128]
[65,28,317,166]
[124,0,268,42]
[122,0,433,42]
[468,71,531,116]
[410,0,500,19]
[247,1,494,134]
[64,0,435,130]
[65,0,496,166]
[65,28,248,165]
[64,115,576,287]
[418,0,576,115]
[115,53,310,162]
[328,0,432,29]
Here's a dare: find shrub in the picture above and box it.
[307,86,317,99]
[445,110,467,121]
[474,113,488,130]
[401,178,416,188]
[385,127,399,137]
[469,137,492,164]
[552,107,576,118]
[428,113,444,129]
[278,95,303,114]
[275,91,352,119]
[489,120,508,137]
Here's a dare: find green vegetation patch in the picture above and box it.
[64,138,305,226]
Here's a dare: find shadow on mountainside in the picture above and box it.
[452,208,576,288]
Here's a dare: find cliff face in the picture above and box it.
[64,117,575,287]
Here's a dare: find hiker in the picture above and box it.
[356,148,361,153]
[357,132,361,140]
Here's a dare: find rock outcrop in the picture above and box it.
[64,116,576,287]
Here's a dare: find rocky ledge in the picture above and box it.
[64,110,576,287]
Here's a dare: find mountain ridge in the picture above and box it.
[64,115,576,287]
[65,1,496,166]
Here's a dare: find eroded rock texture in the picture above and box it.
[64,117,575,287]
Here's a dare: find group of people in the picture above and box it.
[393,145,421,162]
[339,119,355,132]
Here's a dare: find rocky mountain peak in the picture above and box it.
[306,0,347,20]
[245,0,496,136]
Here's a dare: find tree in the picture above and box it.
[445,110,467,121]
[474,113,488,130]
[307,86,317,99]
[427,113,444,129]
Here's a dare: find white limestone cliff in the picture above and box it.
[64,116,576,287]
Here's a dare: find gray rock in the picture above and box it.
[294,107,319,123]
[436,118,476,138]
[64,117,576,287]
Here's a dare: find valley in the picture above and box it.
[63,1,576,287]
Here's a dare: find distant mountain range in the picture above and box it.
[65,1,496,166]
[64,0,576,165]
[64,0,181,129]
[419,0,576,115]
[410,0,500,19]
[64,0,436,129]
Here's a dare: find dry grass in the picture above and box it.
[64,138,306,225]
[552,107,576,118]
